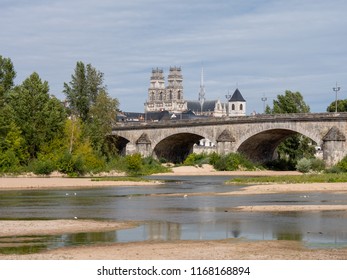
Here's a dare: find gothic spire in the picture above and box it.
[198,67,206,108]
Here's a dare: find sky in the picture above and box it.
[1,0,347,114]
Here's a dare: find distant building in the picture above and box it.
[144,67,246,117]
[144,67,187,113]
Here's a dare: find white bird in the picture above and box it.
[65,193,69,196]
[74,217,78,220]
[183,194,188,198]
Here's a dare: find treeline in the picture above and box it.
[0,55,167,176]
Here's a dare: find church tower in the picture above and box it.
[166,67,183,100]
[144,67,187,113]
[149,68,165,101]
[227,88,246,116]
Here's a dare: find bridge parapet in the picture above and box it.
[113,112,347,131]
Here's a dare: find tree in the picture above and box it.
[8,72,66,158]
[64,61,119,158]
[0,55,16,103]
[63,61,105,122]
[87,89,119,157]
[327,99,347,112]
[272,90,310,114]
[267,90,315,169]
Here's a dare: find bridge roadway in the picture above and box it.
[111,112,347,166]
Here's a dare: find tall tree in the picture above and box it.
[8,72,66,158]
[64,62,119,157]
[0,55,16,103]
[272,90,310,113]
[63,61,105,122]
[87,89,119,157]
[267,90,315,168]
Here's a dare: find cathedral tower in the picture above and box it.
[144,67,187,113]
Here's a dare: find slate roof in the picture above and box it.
[228,88,245,102]
[187,100,218,112]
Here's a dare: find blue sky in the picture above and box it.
[1,0,346,114]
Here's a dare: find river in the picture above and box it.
[1,175,347,254]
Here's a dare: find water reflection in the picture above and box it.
[1,175,347,254]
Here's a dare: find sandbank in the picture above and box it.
[156,164,302,176]
[0,177,160,191]
[0,220,137,237]
[234,205,347,212]
[2,239,347,260]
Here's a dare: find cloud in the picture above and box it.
[1,0,346,113]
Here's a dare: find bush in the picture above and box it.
[310,158,325,172]
[125,154,143,175]
[296,158,311,173]
[32,159,55,175]
[337,155,347,172]
[0,150,21,173]
[211,152,256,171]
[56,152,85,176]
[183,153,209,166]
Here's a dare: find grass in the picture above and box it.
[228,173,347,184]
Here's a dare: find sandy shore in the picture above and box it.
[2,166,347,260]
[2,239,347,260]
[156,164,303,176]
[0,220,137,237]
[0,177,160,190]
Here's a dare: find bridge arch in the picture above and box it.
[153,132,205,163]
[236,128,318,163]
[113,136,130,156]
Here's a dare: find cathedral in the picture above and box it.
[144,67,246,117]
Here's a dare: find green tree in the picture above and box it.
[0,55,16,103]
[87,89,119,157]
[267,90,315,169]
[64,62,119,158]
[0,122,29,171]
[8,72,66,158]
[63,61,105,122]
[327,99,347,112]
[272,90,310,114]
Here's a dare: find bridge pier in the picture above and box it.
[135,133,152,157]
[322,127,347,167]
[216,129,236,155]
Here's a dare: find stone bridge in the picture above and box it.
[111,113,347,166]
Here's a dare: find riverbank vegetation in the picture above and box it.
[183,152,261,171]
[228,173,347,184]
[0,55,168,177]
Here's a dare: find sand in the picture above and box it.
[0,177,160,190]
[1,165,347,260]
[0,220,137,237]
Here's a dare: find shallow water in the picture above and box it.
[1,175,347,254]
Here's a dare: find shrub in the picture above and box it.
[32,159,55,175]
[125,154,143,175]
[337,155,347,172]
[310,158,325,172]
[56,152,85,176]
[0,150,21,173]
[183,153,209,166]
[211,153,255,171]
[296,158,311,173]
